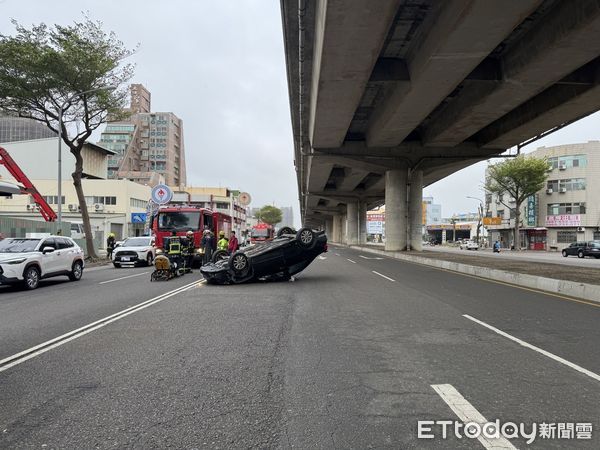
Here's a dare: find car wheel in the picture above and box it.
[212,249,229,263]
[229,251,250,275]
[562,250,568,257]
[277,226,295,237]
[68,260,83,281]
[146,253,153,266]
[23,266,40,290]
[296,227,315,248]
[578,250,584,258]
[113,262,121,268]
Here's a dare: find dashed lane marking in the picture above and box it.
[372,271,395,282]
[99,271,149,284]
[347,259,356,264]
[464,314,600,383]
[431,384,517,449]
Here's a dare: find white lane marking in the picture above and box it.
[359,255,384,260]
[372,271,395,282]
[464,314,600,383]
[335,253,340,256]
[318,255,327,260]
[347,259,356,264]
[0,279,204,373]
[432,384,517,449]
[99,271,149,284]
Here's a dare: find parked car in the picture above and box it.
[459,240,479,250]
[113,237,156,267]
[201,227,327,284]
[0,236,84,290]
[561,241,600,259]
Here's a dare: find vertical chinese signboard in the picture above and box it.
[526,195,537,227]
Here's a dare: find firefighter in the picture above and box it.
[201,229,214,265]
[183,230,195,273]
[217,230,229,251]
[106,232,116,259]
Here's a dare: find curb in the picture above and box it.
[347,245,600,305]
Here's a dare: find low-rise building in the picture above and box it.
[485,141,600,250]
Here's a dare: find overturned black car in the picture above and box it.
[200,227,327,284]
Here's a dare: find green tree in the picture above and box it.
[485,155,548,251]
[258,205,282,225]
[0,17,135,258]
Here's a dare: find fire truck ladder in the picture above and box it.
[0,146,57,222]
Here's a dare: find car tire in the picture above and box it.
[562,250,568,257]
[23,266,40,290]
[212,249,229,263]
[113,262,121,268]
[68,260,83,281]
[277,226,295,237]
[296,227,315,248]
[146,253,153,266]
[229,251,250,275]
[578,250,584,258]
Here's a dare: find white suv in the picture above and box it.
[0,236,85,290]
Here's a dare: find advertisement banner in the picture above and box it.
[367,213,385,234]
[545,214,581,227]
[483,217,503,226]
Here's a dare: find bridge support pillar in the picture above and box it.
[325,217,334,239]
[340,213,348,244]
[385,169,408,251]
[409,169,423,251]
[346,202,359,245]
[359,201,368,245]
[332,215,343,243]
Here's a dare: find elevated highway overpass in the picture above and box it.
[280,0,600,251]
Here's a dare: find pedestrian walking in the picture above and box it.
[228,230,239,254]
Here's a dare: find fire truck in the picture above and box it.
[151,204,232,262]
[0,146,56,221]
[250,222,274,244]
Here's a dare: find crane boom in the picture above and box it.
[0,146,58,222]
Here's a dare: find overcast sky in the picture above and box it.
[2,1,599,225]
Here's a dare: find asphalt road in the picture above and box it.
[0,247,598,448]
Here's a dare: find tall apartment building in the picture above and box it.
[98,84,187,187]
[485,141,600,250]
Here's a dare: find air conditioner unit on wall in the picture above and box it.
[559,163,567,170]
[94,203,104,211]
[546,189,553,194]
[577,227,585,232]
[559,187,567,193]
[68,203,78,211]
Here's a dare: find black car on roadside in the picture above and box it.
[561,240,600,259]
[200,227,327,284]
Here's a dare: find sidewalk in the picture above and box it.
[349,244,600,304]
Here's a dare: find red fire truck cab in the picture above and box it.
[152,205,232,262]
[250,222,274,244]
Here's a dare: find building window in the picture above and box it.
[547,203,586,215]
[130,198,147,208]
[594,231,600,240]
[216,202,229,209]
[557,231,577,243]
[43,196,65,205]
[497,209,505,218]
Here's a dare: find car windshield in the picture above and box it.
[158,212,201,231]
[122,237,152,247]
[0,238,41,253]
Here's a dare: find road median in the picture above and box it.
[348,245,600,304]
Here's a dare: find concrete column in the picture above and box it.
[385,169,408,251]
[340,213,348,244]
[325,217,334,238]
[346,202,359,245]
[409,169,423,251]
[359,201,368,245]
[333,215,342,243]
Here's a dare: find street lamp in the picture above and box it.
[466,196,484,244]
[57,85,117,228]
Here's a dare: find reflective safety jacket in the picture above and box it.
[217,237,229,251]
